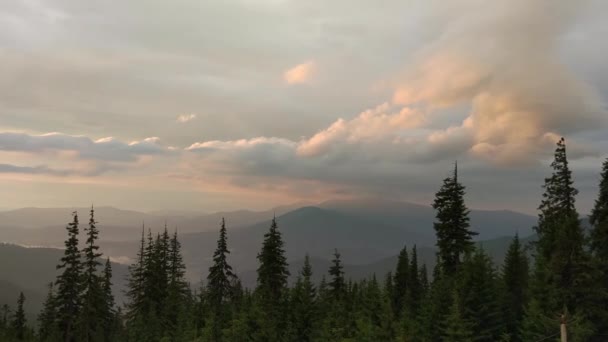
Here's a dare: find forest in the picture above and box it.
[0,137,607,342]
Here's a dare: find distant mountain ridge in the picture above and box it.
[0,199,539,288]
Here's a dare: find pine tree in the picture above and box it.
[125,225,146,334]
[501,234,529,342]
[459,247,504,341]
[207,218,237,341]
[38,282,58,341]
[100,258,115,342]
[406,245,423,316]
[11,292,26,340]
[78,206,104,341]
[589,157,608,335]
[291,255,317,342]
[442,291,474,342]
[591,157,608,261]
[432,162,477,276]
[392,245,409,316]
[328,249,346,301]
[534,137,588,314]
[255,216,289,341]
[256,216,289,300]
[55,211,82,342]
[165,230,189,340]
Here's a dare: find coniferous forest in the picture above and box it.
[1,137,608,342]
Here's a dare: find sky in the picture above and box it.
[0,0,607,214]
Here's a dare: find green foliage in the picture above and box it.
[54,212,83,342]
[501,234,529,342]
[432,162,477,276]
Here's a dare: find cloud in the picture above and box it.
[0,132,169,162]
[0,163,73,176]
[390,0,607,164]
[176,114,197,123]
[283,61,316,85]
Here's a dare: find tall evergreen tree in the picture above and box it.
[54,212,82,342]
[406,245,423,316]
[290,255,317,342]
[256,216,289,300]
[392,245,409,316]
[100,258,115,342]
[11,292,26,341]
[207,218,237,341]
[255,216,289,341]
[591,157,608,261]
[459,247,504,341]
[432,162,477,276]
[78,206,104,341]
[501,234,529,342]
[328,249,346,301]
[38,283,58,342]
[164,230,189,340]
[589,157,608,337]
[442,291,473,342]
[534,137,588,314]
[125,225,146,332]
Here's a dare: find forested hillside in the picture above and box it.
[1,138,607,341]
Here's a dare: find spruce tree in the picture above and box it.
[392,245,409,316]
[38,282,58,342]
[328,249,346,301]
[54,211,82,342]
[291,255,316,342]
[255,216,289,341]
[101,258,115,342]
[442,291,474,342]
[125,225,146,333]
[256,216,289,300]
[502,234,529,342]
[432,162,477,276]
[165,230,189,340]
[406,245,423,316]
[534,137,588,314]
[591,157,608,261]
[589,157,608,335]
[78,206,104,341]
[459,247,503,341]
[207,218,236,341]
[11,292,26,341]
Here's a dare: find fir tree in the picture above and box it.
[255,216,289,341]
[328,249,346,301]
[459,247,504,341]
[78,205,104,341]
[207,218,236,341]
[101,258,115,342]
[256,216,289,300]
[11,292,26,341]
[432,162,477,276]
[534,137,588,314]
[392,245,409,316]
[502,234,529,342]
[591,157,608,261]
[125,225,146,332]
[38,282,58,342]
[54,211,82,342]
[442,291,474,342]
[589,157,608,335]
[165,230,189,340]
[406,245,423,316]
[290,255,316,342]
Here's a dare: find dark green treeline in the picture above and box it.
[1,137,608,341]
